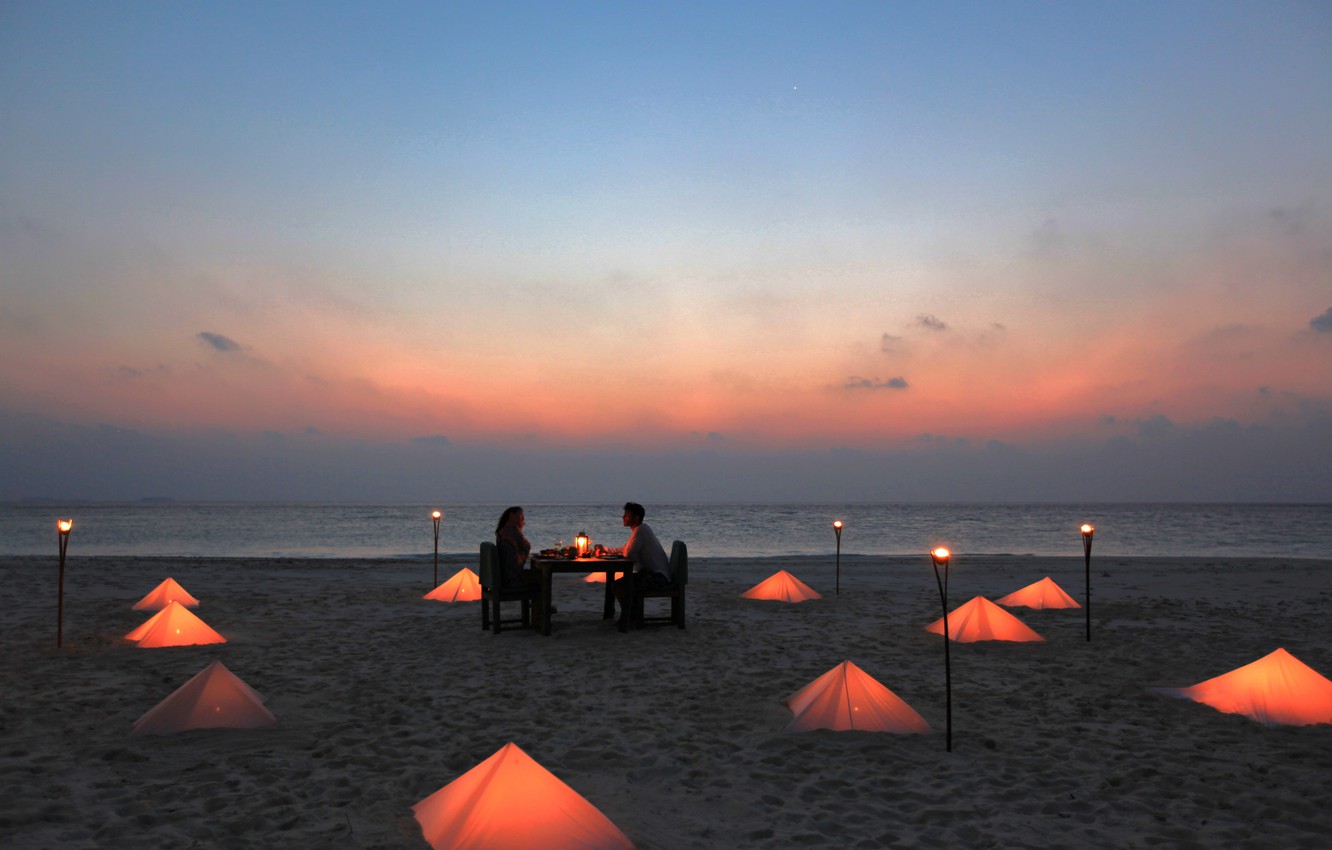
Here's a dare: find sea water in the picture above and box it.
[2,502,1329,559]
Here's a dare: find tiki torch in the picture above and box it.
[431,510,442,586]
[1081,523,1094,642]
[57,519,73,648]
[832,520,843,595]
[931,546,953,752]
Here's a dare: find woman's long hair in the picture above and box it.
[495,506,524,536]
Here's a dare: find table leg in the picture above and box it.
[602,569,615,620]
[540,566,553,636]
[619,573,633,633]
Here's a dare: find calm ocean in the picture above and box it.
[2,502,1329,560]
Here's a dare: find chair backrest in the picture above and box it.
[669,540,688,586]
[478,541,500,589]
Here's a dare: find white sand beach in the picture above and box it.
[1,553,1329,849]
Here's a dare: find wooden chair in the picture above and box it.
[478,541,537,634]
[634,540,687,629]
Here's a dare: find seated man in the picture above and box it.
[612,501,672,628]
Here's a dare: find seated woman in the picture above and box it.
[495,506,541,590]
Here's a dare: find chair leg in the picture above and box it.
[492,598,501,634]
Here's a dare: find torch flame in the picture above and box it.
[932,547,950,560]
[833,520,843,529]
[1081,524,1094,535]
[58,519,73,533]
[432,510,442,520]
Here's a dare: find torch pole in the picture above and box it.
[432,512,442,587]
[57,521,72,648]
[833,521,843,595]
[931,548,952,752]
[1082,525,1094,642]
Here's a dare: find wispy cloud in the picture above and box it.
[917,314,948,332]
[1311,307,1332,334]
[1136,414,1174,437]
[1031,217,1066,255]
[880,333,902,353]
[844,376,909,390]
[198,332,241,352]
[1269,204,1314,237]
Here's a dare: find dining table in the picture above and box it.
[528,555,633,636]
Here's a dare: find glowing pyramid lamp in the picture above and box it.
[995,576,1080,610]
[412,742,634,850]
[924,596,1044,643]
[132,660,276,735]
[125,600,226,648]
[133,577,201,611]
[1150,648,1332,727]
[741,570,822,603]
[785,660,931,734]
[425,568,482,603]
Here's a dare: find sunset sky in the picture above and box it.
[3,1,1330,502]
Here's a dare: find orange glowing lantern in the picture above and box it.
[741,570,822,602]
[924,596,1045,642]
[995,576,1080,610]
[785,660,932,734]
[1151,648,1332,726]
[126,600,226,648]
[412,741,634,850]
[133,577,201,611]
[425,567,482,602]
[132,660,276,736]
[575,531,590,557]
